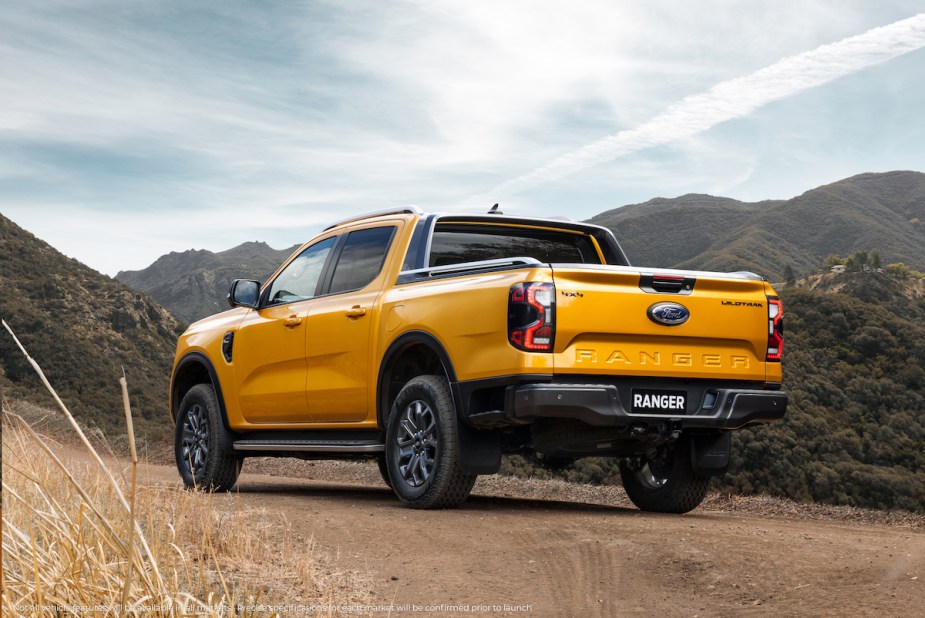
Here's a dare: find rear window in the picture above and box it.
[428,225,600,267]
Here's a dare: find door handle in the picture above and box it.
[284,315,302,327]
[345,305,367,318]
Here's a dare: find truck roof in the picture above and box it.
[324,206,612,236]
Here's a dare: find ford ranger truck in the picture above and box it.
[169,207,786,513]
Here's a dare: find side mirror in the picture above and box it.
[228,279,260,309]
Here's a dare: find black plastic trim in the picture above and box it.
[377,330,459,428]
[316,233,347,295]
[454,374,554,422]
[221,331,234,363]
[376,332,503,474]
[400,214,437,272]
[232,429,383,444]
[395,260,541,285]
[639,273,696,295]
[510,382,787,430]
[690,432,732,476]
[171,352,240,452]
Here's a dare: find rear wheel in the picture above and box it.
[175,384,242,491]
[385,375,476,509]
[619,435,709,514]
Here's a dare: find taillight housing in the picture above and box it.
[767,297,784,362]
[508,282,555,352]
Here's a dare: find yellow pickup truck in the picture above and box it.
[170,207,786,513]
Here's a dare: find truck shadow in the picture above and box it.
[232,479,640,514]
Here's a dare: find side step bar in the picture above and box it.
[233,439,384,454]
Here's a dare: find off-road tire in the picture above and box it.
[386,375,476,509]
[175,383,242,492]
[619,435,709,514]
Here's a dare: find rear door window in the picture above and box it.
[328,226,397,294]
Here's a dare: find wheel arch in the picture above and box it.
[171,352,238,452]
[377,331,500,475]
[377,331,458,429]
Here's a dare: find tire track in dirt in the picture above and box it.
[49,445,925,617]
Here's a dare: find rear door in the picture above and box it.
[305,225,398,422]
[552,266,769,382]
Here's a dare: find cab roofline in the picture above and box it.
[322,207,629,265]
[325,206,423,230]
[325,207,601,234]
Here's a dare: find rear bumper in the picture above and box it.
[510,383,787,430]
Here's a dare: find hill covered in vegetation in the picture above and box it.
[727,272,925,511]
[0,214,182,442]
[589,170,925,280]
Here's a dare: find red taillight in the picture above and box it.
[767,298,784,361]
[508,282,555,352]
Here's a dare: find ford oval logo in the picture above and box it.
[647,302,690,326]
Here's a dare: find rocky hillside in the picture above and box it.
[116,241,298,323]
[590,170,925,280]
[0,214,183,442]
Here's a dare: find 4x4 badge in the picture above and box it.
[647,302,690,326]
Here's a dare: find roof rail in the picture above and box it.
[324,206,424,230]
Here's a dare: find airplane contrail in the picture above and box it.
[487,13,925,198]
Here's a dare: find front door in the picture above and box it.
[235,236,336,423]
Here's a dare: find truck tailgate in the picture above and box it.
[551,265,770,381]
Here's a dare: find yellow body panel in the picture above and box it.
[552,266,772,382]
[235,300,313,422]
[379,267,556,384]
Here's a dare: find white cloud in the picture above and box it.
[484,12,925,198]
[2,1,924,274]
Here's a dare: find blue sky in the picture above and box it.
[2,1,924,275]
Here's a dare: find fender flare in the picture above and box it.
[377,331,500,474]
[171,352,240,453]
[377,331,457,427]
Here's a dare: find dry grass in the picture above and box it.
[1,320,370,617]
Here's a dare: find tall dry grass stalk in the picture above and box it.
[1,321,370,616]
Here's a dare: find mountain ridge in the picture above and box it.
[119,171,925,322]
[116,240,299,323]
[591,170,925,279]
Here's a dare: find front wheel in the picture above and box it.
[175,383,242,491]
[619,435,710,514]
[385,375,476,509]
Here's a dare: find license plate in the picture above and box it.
[631,389,687,414]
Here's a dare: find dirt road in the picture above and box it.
[73,450,925,617]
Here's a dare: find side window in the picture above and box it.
[266,236,336,305]
[328,227,396,294]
